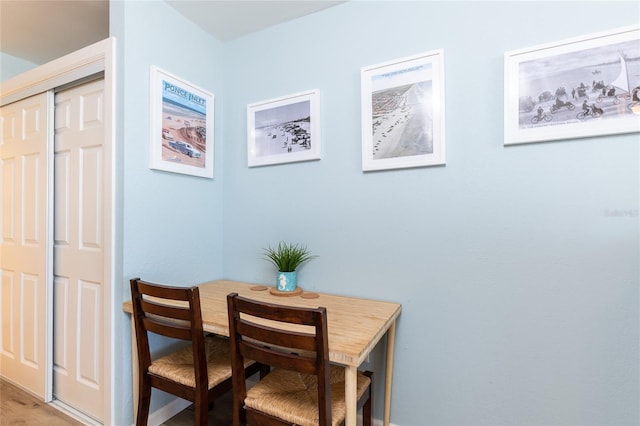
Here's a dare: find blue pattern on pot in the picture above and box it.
[277,271,297,292]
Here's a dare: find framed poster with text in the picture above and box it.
[149,66,214,178]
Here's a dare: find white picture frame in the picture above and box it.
[361,49,445,171]
[247,89,321,167]
[149,66,214,178]
[504,25,640,145]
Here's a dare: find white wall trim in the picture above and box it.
[1,39,109,106]
[49,400,102,426]
[142,398,191,426]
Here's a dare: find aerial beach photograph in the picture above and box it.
[369,61,434,162]
[371,79,433,160]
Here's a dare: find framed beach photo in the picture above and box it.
[247,90,320,167]
[504,26,640,145]
[361,49,445,172]
[149,66,214,178]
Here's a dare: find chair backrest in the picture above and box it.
[130,278,208,388]
[226,292,331,424]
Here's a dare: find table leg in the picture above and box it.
[384,321,397,426]
[344,365,357,426]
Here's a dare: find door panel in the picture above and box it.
[77,280,100,388]
[53,79,104,422]
[0,92,51,399]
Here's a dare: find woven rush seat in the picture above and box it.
[245,365,371,426]
[148,335,253,389]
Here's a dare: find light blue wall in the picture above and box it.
[221,2,639,425]
[0,52,37,81]
[118,0,225,284]
[4,1,636,425]
[111,1,226,423]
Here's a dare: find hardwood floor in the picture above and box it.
[0,379,234,425]
[0,380,83,425]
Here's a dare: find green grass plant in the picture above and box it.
[263,241,317,272]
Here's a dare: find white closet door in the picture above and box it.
[53,79,105,422]
[0,92,52,399]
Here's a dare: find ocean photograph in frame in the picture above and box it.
[504,25,640,145]
[247,89,320,167]
[361,49,445,172]
[149,66,214,178]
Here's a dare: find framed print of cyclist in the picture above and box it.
[504,25,640,145]
[149,65,214,178]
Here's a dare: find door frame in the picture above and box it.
[1,38,116,425]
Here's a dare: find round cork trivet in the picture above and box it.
[250,285,268,291]
[269,287,304,297]
[300,292,320,299]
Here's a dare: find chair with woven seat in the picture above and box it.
[130,278,263,426]
[226,292,373,426]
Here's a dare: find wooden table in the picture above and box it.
[123,279,401,426]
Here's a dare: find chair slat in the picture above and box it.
[142,318,193,341]
[140,299,193,321]
[234,295,321,326]
[239,340,317,376]
[137,280,193,301]
[237,319,318,352]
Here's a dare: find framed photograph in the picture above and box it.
[149,66,214,178]
[504,25,640,145]
[361,49,445,172]
[247,89,320,167]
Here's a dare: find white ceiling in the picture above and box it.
[0,0,343,65]
[0,0,110,64]
[167,1,344,42]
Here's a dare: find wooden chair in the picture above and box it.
[130,278,262,426]
[227,292,373,426]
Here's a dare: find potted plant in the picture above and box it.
[263,241,317,292]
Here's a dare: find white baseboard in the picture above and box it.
[146,397,191,426]
[361,413,398,426]
[49,400,102,426]
[373,418,398,426]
